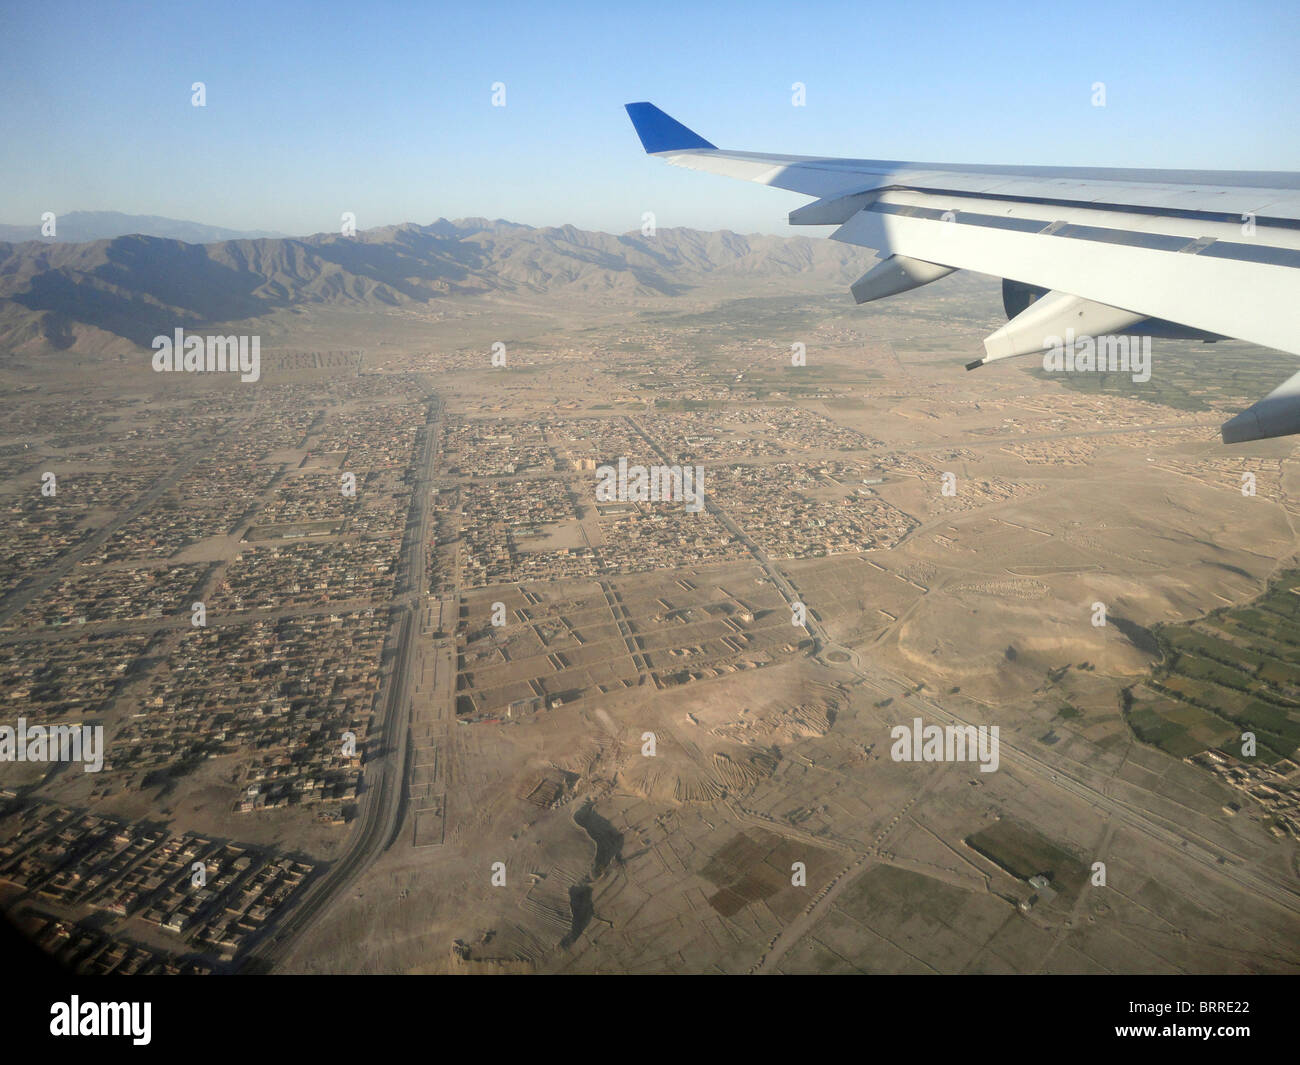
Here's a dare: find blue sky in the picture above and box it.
[2,0,1297,237]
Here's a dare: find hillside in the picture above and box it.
[0,219,871,354]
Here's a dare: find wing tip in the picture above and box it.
[624,102,716,154]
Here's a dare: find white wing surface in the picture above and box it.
[625,102,1300,442]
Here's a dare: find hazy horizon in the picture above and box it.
[4,0,1298,239]
[0,208,819,242]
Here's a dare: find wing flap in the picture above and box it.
[625,101,1300,434]
[830,192,1300,356]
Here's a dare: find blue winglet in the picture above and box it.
[625,102,716,153]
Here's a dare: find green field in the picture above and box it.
[966,820,1089,897]
[1124,570,1300,762]
[1021,339,1300,415]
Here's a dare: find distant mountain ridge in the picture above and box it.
[0,218,870,354]
[0,211,285,245]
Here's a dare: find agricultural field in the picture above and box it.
[1124,568,1300,762]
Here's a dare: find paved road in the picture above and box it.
[750,663,1300,974]
[626,416,1300,960]
[851,666,1300,918]
[250,392,442,971]
[255,400,1294,970]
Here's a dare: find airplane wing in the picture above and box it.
[625,102,1300,443]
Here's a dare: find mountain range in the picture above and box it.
[0,218,872,354]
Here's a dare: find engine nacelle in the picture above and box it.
[1222,369,1300,443]
[1001,278,1049,320]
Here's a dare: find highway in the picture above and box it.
[626,415,1300,933]
[254,399,1296,971]
[749,655,1300,974]
[249,391,442,971]
[849,665,1300,918]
